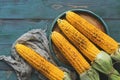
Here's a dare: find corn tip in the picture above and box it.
[52,31,57,34]
[15,43,20,48]
[66,11,72,15]
[51,31,57,38]
[15,43,25,51]
[57,18,62,23]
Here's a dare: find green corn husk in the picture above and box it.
[92,51,120,80]
[111,43,120,61]
[64,72,72,80]
[80,67,99,80]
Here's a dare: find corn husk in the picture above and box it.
[80,67,99,80]
[111,43,120,61]
[64,72,72,80]
[92,51,120,80]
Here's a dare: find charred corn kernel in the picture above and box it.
[66,11,118,54]
[51,31,90,74]
[15,44,64,80]
[57,19,100,61]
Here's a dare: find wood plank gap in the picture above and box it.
[0,18,120,20]
[103,18,120,20]
[0,18,53,20]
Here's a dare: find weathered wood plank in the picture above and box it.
[0,71,17,80]
[0,61,13,70]
[0,70,40,80]
[0,0,119,19]
[0,20,52,44]
[105,20,120,42]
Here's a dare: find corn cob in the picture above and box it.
[57,19,100,62]
[51,31,90,73]
[15,44,71,80]
[51,31,100,80]
[57,19,120,80]
[66,11,118,55]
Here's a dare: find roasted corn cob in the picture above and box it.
[15,44,71,80]
[57,19,100,62]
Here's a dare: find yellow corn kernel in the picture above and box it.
[15,44,64,80]
[66,11,118,54]
[51,31,90,74]
[57,19,100,61]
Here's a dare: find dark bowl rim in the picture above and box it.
[48,9,109,70]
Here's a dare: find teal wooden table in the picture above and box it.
[0,0,120,80]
